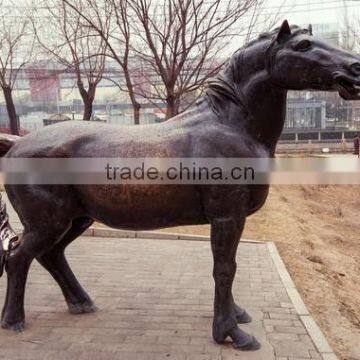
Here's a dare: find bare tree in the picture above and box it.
[62,0,142,124]
[0,1,34,135]
[128,0,261,119]
[242,0,284,44]
[33,0,108,120]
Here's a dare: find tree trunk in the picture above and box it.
[133,102,140,125]
[83,99,93,121]
[166,94,179,119]
[123,66,141,125]
[77,80,96,121]
[2,87,19,135]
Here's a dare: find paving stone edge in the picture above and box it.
[83,226,264,243]
[267,242,339,360]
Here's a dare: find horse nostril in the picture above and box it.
[350,63,360,75]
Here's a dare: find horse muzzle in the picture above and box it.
[333,73,360,100]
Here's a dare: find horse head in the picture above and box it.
[205,21,360,150]
[267,20,360,100]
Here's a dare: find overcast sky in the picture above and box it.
[2,0,360,60]
[270,0,360,27]
[221,0,360,54]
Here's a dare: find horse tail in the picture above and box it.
[0,134,19,157]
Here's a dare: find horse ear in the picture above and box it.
[308,24,313,35]
[276,20,291,43]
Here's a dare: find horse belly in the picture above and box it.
[75,184,207,230]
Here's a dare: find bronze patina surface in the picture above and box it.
[1,21,360,350]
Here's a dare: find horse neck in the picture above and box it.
[226,46,288,154]
[240,70,287,153]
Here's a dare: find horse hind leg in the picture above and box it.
[1,185,88,331]
[36,216,98,314]
[1,227,58,331]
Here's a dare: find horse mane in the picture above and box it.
[204,25,311,114]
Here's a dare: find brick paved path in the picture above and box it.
[0,236,323,360]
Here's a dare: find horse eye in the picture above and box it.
[294,40,311,51]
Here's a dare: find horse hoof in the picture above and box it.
[68,301,99,314]
[233,335,261,351]
[236,309,252,324]
[1,320,25,332]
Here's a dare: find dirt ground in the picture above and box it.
[158,185,360,360]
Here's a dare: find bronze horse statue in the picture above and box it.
[1,20,360,350]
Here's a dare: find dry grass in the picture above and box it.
[159,185,360,360]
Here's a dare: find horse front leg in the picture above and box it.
[211,217,260,350]
[234,302,252,323]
